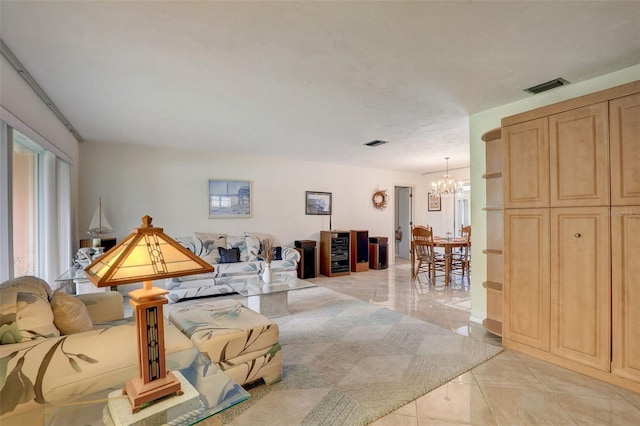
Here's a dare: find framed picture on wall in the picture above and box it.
[428,192,441,212]
[305,191,332,215]
[209,179,252,218]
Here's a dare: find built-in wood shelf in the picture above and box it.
[482,171,502,179]
[483,281,503,291]
[483,249,502,255]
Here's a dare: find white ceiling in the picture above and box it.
[1,1,639,174]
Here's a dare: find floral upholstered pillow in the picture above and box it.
[194,232,227,264]
[226,235,249,262]
[15,292,60,342]
[245,232,275,261]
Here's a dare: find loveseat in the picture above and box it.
[166,231,301,303]
[0,276,197,425]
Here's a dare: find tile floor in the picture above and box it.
[209,259,640,425]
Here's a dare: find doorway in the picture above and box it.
[395,186,413,260]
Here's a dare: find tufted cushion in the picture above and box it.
[50,292,93,335]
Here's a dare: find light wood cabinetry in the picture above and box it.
[549,102,610,207]
[500,80,640,393]
[482,128,503,336]
[610,93,640,206]
[502,118,549,209]
[611,206,640,382]
[503,208,550,351]
[550,207,610,371]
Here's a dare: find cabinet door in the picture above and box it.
[612,207,640,381]
[550,103,609,207]
[610,93,640,206]
[503,119,549,208]
[503,208,550,350]
[550,207,610,371]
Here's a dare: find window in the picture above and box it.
[12,134,40,276]
[1,121,72,284]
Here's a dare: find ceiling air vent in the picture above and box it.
[364,140,388,147]
[524,78,569,94]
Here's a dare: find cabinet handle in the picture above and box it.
[574,233,581,238]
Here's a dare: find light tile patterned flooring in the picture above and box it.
[208,259,640,425]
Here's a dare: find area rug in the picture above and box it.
[216,286,503,425]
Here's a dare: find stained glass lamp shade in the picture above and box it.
[84,215,214,412]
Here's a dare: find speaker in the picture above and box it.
[369,236,388,270]
[295,240,316,279]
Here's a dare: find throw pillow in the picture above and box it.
[15,292,60,341]
[274,246,283,261]
[218,247,240,263]
[258,246,283,261]
[0,275,53,300]
[244,232,276,261]
[0,287,18,326]
[194,232,227,264]
[225,235,249,262]
[51,292,93,335]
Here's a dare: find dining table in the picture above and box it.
[411,236,469,285]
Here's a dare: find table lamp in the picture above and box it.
[84,215,214,412]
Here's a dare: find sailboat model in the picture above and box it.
[88,197,113,236]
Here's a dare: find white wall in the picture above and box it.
[79,141,426,261]
[468,64,640,323]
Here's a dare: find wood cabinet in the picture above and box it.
[610,93,640,206]
[550,207,610,371]
[549,103,610,207]
[482,128,503,336]
[503,208,550,351]
[320,230,350,277]
[611,206,640,382]
[502,118,549,209]
[500,80,640,393]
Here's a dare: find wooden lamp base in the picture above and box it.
[126,282,181,413]
[124,371,183,413]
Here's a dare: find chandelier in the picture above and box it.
[431,157,463,197]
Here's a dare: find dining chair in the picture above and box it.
[451,225,471,277]
[412,225,445,282]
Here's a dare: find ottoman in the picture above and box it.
[168,299,282,387]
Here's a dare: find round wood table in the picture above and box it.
[411,237,469,285]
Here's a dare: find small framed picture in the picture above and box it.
[209,179,252,218]
[305,191,332,215]
[428,192,441,212]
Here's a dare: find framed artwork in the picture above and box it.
[428,192,441,212]
[209,179,252,218]
[305,191,332,215]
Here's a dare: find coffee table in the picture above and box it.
[225,273,316,317]
[44,350,249,425]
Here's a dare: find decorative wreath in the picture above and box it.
[372,189,388,210]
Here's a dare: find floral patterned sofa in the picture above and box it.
[0,276,197,425]
[166,231,301,303]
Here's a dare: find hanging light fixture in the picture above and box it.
[431,157,463,197]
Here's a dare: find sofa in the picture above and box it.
[0,276,198,425]
[166,231,301,303]
[0,276,283,425]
